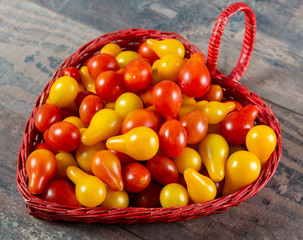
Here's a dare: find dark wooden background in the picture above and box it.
[1,0,302,239]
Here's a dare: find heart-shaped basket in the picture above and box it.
[17,2,282,223]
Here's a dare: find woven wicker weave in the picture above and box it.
[17,2,282,223]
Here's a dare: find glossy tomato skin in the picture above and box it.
[46,121,81,152]
[138,41,159,64]
[152,80,182,121]
[35,104,62,133]
[74,90,97,109]
[122,162,151,193]
[180,110,208,145]
[35,142,56,153]
[158,120,187,158]
[198,84,223,102]
[146,153,178,185]
[135,181,162,208]
[223,100,243,112]
[86,53,120,80]
[123,59,152,92]
[40,179,80,206]
[63,66,81,83]
[95,70,126,102]
[121,109,159,133]
[79,95,104,125]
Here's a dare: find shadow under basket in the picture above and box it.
[17,2,282,224]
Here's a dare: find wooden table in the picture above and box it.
[1,0,302,239]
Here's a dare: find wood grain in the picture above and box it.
[0,0,302,239]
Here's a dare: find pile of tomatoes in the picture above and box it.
[26,38,277,209]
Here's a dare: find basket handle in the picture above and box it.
[207,2,256,81]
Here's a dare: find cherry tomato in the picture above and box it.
[146,38,185,58]
[201,169,224,197]
[135,181,162,208]
[116,50,142,69]
[101,187,129,208]
[153,80,182,121]
[198,84,223,102]
[121,109,159,133]
[35,104,61,133]
[74,90,97,109]
[46,121,81,152]
[60,107,79,119]
[100,43,122,57]
[138,86,154,107]
[63,116,87,129]
[223,100,243,112]
[178,53,211,98]
[79,95,104,125]
[138,41,159,64]
[95,70,126,102]
[110,150,136,166]
[123,59,152,92]
[172,147,202,174]
[122,162,151,193]
[26,149,57,195]
[180,110,208,145]
[146,153,178,185]
[158,120,187,158]
[115,92,143,119]
[160,183,188,208]
[86,53,120,80]
[63,66,81,83]
[157,54,186,82]
[54,152,78,180]
[35,142,56,153]
[40,179,80,206]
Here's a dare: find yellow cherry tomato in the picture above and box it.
[116,50,142,69]
[63,116,87,129]
[79,66,96,93]
[157,54,186,82]
[75,141,106,173]
[222,150,261,196]
[115,92,143,119]
[179,100,208,118]
[81,109,122,146]
[173,147,202,174]
[54,152,78,180]
[106,126,159,161]
[66,166,106,207]
[146,39,185,58]
[100,43,122,57]
[160,183,189,208]
[246,125,277,168]
[181,94,196,107]
[101,187,129,208]
[201,101,235,124]
[199,134,229,182]
[184,168,217,203]
[48,76,79,107]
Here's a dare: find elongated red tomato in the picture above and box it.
[138,41,159,64]
[158,120,187,157]
[63,66,81,83]
[79,95,104,125]
[35,103,61,133]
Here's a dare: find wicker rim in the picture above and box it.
[16,2,282,223]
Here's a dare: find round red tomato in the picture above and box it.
[158,120,187,157]
[123,59,152,92]
[135,181,162,208]
[121,109,159,133]
[40,179,80,206]
[63,66,81,83]
[35,142,55,153]
[146,153,178,185]
[74,90,97,109]
[45,121,81,152]
[180,111,208,145]
[86,53,120,80]
[95,70,126,102]
[138,41,159,64]
[35,103,62,133]
[178,53,211,98]
[122,162,151,193]
[79,95,104,125]
[152,80,182,121]
[198,84,223,102]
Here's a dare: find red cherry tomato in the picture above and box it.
[79,95,104,125]
[138,86,154,107]
[158,120,187,157]
[110,150,136,166]
[198,84,223,102]
[74,90,97,109]
[121,109,159,133]
[86,53,120,80]
[95,70,126,102]
[180,111,208,145]
[138,41,159,64]
[34,104,61,133]
[40,179,80,206]
[152,80,182,121]
[146,153,178,185]
[135,181,162,208]
[178,53,211,98]
[122,162,151,193]
[123,59,152,92]
[45,121,81,152]
[63,66,81,83]
[35,142,56,153]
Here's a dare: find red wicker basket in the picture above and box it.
[17,2,282,223]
